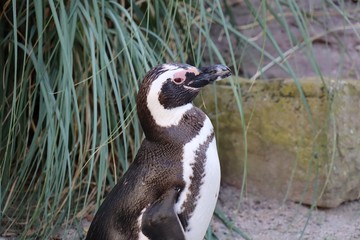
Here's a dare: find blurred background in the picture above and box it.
[1,0,359,239]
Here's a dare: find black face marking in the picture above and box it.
[185,72,197,81]
[159,78,200,109]
[178,131,215,230]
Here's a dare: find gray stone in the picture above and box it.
[200,78,360,208]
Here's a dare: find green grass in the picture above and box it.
[1,0,358,239]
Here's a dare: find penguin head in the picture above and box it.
[141,63,231,108]
[137,63,231,138]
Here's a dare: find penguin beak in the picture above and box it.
[186,64,232,89]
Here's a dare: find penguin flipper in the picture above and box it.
[142,188,185,240]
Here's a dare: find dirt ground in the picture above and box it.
[6,184,358,240]
[52,184,360,240]
[1,184,359,240]
[212,184,360,240]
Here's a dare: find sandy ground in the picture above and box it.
[212,184,360,240]
[61,185,360,240]
[1,184,358,240]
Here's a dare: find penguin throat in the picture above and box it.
[147,100,193,127]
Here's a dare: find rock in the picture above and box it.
[200,77,360,208]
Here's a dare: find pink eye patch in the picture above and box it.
[173,67,200,80]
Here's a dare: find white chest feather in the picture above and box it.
[175,116,221,240]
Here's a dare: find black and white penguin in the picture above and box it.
[86,63,232,240]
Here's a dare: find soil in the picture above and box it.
[3,184,358,240]
[50,185,360,240]
[0,184,358,240]
[26,185,356,240]
[212,184,360,240]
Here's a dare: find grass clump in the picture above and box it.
[0,0,236,238]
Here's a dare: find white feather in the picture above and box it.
[175,117,214,211]
[175,116,221,240]
[137,208,149,240]
[147,70,193,127]
[184,138,220,240]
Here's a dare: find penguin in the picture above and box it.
[85,63,232,240]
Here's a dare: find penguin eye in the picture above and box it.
[173,78,185,84]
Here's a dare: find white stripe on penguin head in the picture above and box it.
[146,68,193,127]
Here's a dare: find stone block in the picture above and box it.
[199,78,360,207]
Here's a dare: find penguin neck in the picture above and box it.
[137,103,208,144]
